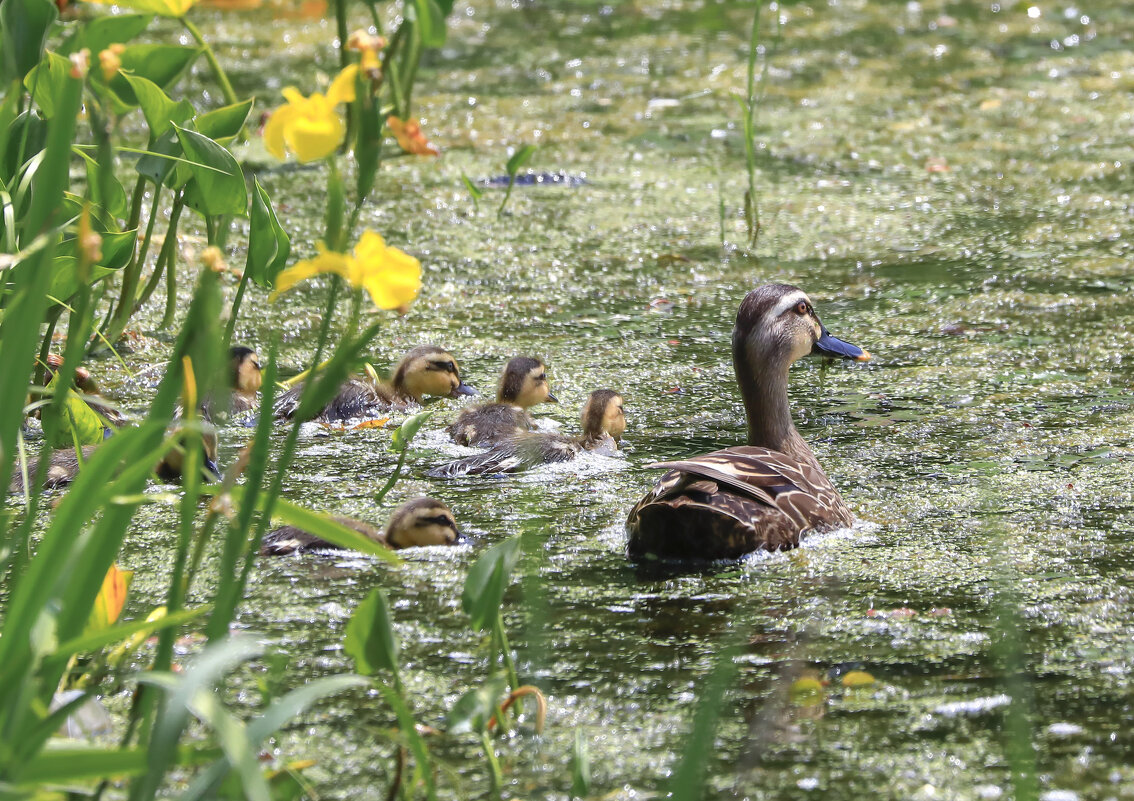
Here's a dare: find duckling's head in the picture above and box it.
[229,346,262,396]
[393,345,477,402]
[733,284,871,373]
[156,424,220,483]
[45,353,97,394]
[385,497,461,548]
[497,356,558,407]
[581,389,626,442]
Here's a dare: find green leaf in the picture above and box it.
[506,144,538,177]
[446,675,508,735]
[122,73,194,137]
[64,13,151,56]
[390,409,433,452]
[571,729,591,799]
[411,0,447,47]
[0,0,57,82]
[461,174,483,202]
[51,607,206,660]
[174,124,247,216]
[20,744,220,784]
[245,179,290,288]
[23,51,71,119]
[373,682,437,800]
[77,150,129,218]
[266,496,400,562]
[461,536,521,632]
[344,587,399,675]
[196,98,254,144]
[2,110,46,181]
[110,44,201,104]
[134,128,182,186]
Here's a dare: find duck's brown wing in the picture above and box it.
[274,378,396,422]
[428,432,580,478]
[449,404,531,447]
[260,516,382,555]
[625,446,851,562]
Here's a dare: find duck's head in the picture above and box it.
[45,353,97,394]
[385,497,461,548]
[229,346,262,396]
[157,424,221,483]
[497,356,558,407]
[732,284,871,372]
[392,345,477,402]
[581,389,626,442]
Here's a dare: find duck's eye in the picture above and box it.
[535,374,546,382]
[795,301,809,316]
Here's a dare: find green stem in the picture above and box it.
[224,267,251,345]
[326,158,346,251]
[479,730,504,800]
[135,193,184,313]
[334,0,348,70]
[374,446,408,506]
[108,177,153,338]
[182,17,239,106]
[494,615,519,691]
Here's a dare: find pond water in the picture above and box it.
[27,0,1134,797]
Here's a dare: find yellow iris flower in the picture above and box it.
[271,231,422,311]
[263,66,359,163]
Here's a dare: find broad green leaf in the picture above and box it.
[86,0,199,18]
[344,587,399,675]
[134,128,182,186]
[77,150,129,218]
[506,144,538,177]
[390,409,432,452]
[65,13,151,56]
[110,44,201,104]
[411,0,447,47]
[446,675,508,735]
[43,369,107,448]
[173,125,247,216]
[23,51,70,119]
[85,563,133,633]
[246,179,290,288]
[123,73,194,137]
[461,536,521,631]
[0,0,57,81]
[196,98,254,144]
[2,111,46,182]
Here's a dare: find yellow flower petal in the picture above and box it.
[269,251,355,301]
[327,64,359,105]
[263,104,298,160]
[351,231,422,310]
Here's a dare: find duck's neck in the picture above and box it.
[735,359,817,466]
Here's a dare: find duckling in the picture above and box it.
[448,356,558,447]
[625,283,871,562]
[200,346,263,420]
[428,389,625,478]
[273,345,477,422]
[43,353,127,428]
[8,426,220,492]
[259,497,460,555]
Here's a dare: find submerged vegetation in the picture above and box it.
[4,0,1134,799]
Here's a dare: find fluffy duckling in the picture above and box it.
[8,426,220,492]
[43,353,127,428]
[273,345,476,422]
[448,356,558,447]
[259,497,460,555]
[201,346,263,420]
[428,390,625,478]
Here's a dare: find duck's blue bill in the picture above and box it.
[204,459,222,480]
[546,392,559,403]
[452,382,478,397]
[813,327,872,362]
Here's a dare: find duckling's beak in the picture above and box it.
[546,392,559,403]
[812,325,872,362]
[451,382,478,398]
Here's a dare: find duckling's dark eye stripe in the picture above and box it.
[418,515,456,528]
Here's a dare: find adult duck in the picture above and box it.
[625,284,870,561]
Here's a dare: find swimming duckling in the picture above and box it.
[43,353,127,428]
[625,283,871,562]
[428,390,625,478]
[448,356,558,447]
[8,426,220,492]
[259,497,460,555]
[200,346,263,420]
[273,345,477,422]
